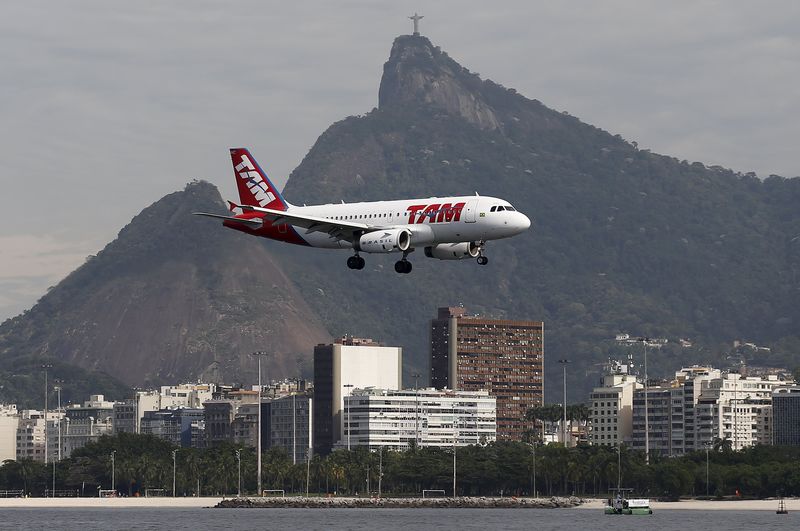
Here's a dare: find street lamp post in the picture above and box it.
[42,364,52,466]
[343,384,354,450]
[378,446,384,498]
[52,382,61,498]
[558,360,570,447]
[531,435,537,498]
[110,450,116,493]
[305,448,312,497]
[452,414,460,497]
[235,449,241,497]
[54,385,62,461]
[172,449,178,497]
[638,337,650,465]
[292,393,297,465]
[252,351,269,496]
[413,372,421,446]
[705,442,710,497]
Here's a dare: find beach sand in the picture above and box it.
[0,496,224,508]
[0,496,796,510]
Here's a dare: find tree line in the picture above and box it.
[2,432,799,498]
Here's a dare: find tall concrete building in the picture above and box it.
[696,373,786,450]
[0,405,18,463]
[674,366,722,452]
[773,387,800,446]
[632,384,685,456]
[430,307,543,441]
[589,360,641,447]
[270,393,312,463]
[313,337,402,454]
[17,410,46,462]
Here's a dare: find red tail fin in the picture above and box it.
[229,148,289,211]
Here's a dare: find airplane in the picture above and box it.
[193,148,531,274]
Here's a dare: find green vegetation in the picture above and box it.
[3,433,799,498]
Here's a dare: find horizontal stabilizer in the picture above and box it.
[192,212,263,227]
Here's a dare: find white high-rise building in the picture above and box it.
[0,405,19,462]
[674,366,722,452]
[16,410,46,462]
[697,373,789,450]
[589,360,641,447]
[343,388,496,450]
[313,337,402,454]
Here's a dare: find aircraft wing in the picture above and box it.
[213,203,391,243]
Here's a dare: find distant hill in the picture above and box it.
[1,35,797,405]
[0,181,330,406]
[278,35,800,399]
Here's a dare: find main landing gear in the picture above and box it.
[347,254,365,270]
[394,259,412,274]
[394,249,413,274]
[477,255,489,265]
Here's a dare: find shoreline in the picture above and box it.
[0,496,795,511]
[216,495,581,509]
[578,497,798,511]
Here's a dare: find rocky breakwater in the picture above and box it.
[216,496,582,509]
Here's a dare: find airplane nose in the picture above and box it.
[519,213,531,231]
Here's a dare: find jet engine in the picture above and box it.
[424,242,481,260]
[358,229,411,253]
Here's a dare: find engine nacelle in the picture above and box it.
[358,229,411,253]
[424,242,481,260]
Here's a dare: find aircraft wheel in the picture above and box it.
[395,260,412,274]
[347,256,361,270]
[356,256,366,269]
[477,256,489,266]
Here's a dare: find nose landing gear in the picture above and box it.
[476,241,489,265]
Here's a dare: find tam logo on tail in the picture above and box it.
[230,148,288,211]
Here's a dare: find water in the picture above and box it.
[1,508,797,531]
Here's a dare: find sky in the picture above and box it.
[0,0,798,321]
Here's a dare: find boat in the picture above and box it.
[604,488,652,515]
[777,497,788,515]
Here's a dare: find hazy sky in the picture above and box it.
[1,1,798,321]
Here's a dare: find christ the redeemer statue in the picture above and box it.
[409,13,423,36]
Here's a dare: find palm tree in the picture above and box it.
[713,437,732,453]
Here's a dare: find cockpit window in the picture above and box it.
[505,205,516,211]
[497,206,505,211]
[490,206,497,212]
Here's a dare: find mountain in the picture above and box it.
[278,35,800,400]
[2,35,797,405]
[0,181,330,406]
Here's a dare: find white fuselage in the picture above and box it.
[289,195,530,250]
